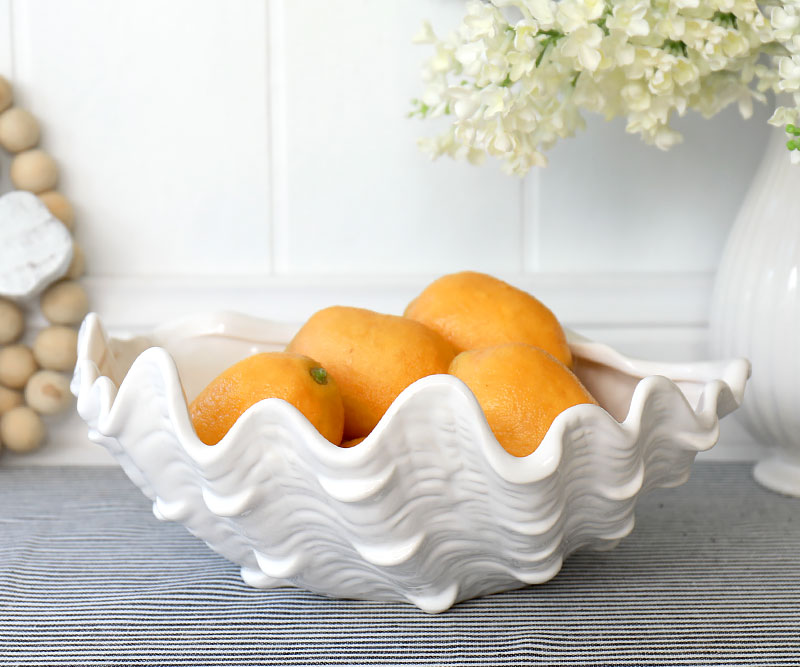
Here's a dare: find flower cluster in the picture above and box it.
[412,0,800,173]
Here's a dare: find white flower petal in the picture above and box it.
[412,21,437,45]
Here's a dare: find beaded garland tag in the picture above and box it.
[0,75,89,457]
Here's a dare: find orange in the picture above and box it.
[449,343,596,457]
[286,306,457,440]
[404,271,573,368]
[189,352,344,446]
[341,436,366,448]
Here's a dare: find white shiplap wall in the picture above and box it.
[0,0,771,463]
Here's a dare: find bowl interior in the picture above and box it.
[160,334,286,402]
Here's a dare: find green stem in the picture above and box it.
[535,31,563,67]
[662,39,688,58]
[712,11,738,29]
[310,367,329,385]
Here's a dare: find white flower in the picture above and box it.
[412,21,437,45]
[721,31,752,57]
[413,0,800,173]
[649,67,675,95]
[454,40,487,78]
[556,0,605,33]
[427,44,456,75]
[483,86,511,118]
[461,0,502,40]
[737,90,755,119]
[420,81,447,112]
[524,0,557,28]
[513,20,541,51]
[448,87,482,120]
[683,19,725,50]
[622,81,652,110]
[769,105,799,126]
[624,46,657,79]
[508,49,536,80]
[608,1,651,38]
[560,24,605,71]
[486,120,516,154]
[673,60,701,86]
[778,54,800,91]
[603,32,636,66]
[654,126,684,150]
[755,63,780,91]
[655,13,687,40]
[771,6,800,40]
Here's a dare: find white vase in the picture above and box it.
[710,129,800,496]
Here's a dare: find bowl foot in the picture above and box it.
[753,455,800,498]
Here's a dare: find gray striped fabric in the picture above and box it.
[0,463,798,666]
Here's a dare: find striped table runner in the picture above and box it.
[1,463,798,666]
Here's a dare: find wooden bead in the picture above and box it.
[0,405,45,453]
[10,149,58,193]
[0,385,23,415]
[32,325,78,372]
[40,280,89,326]
[66,243,85,280]
[0,297,25,345]
[38,191,75,231]
[25,369,72,415]
[0,76,11,114]
[0,107,40,153]
[0,344,38,390]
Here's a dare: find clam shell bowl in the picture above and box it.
[73,312,749,613]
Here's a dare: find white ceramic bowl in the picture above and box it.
[73,311,749,613]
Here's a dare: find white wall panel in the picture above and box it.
[532,105,772,272]
[0,1,770,464]
[0,0,11,95]
[9,0,271,276]
[274,0,523,275]
[71,271,714,332]
[0,0,13,195]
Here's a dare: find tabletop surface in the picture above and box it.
[1,462,798,666]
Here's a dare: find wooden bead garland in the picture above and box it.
[0,385,23,414]
[0,298,24,344]
[32,326,78,372]
[0,405,45,453]
[40,280,89,326]
[0,74,89,458]
[39,191,75,231]
[0,344,38,390]
[0,78,12,113]
[66,243,85,280]
[0,108,41,153]
[24,370,72,415]
[10,149,59,193]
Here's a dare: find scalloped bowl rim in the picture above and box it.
[74,311,750,485]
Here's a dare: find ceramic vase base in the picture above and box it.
[753,455,800,498]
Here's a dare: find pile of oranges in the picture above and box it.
[189,271,596,457]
